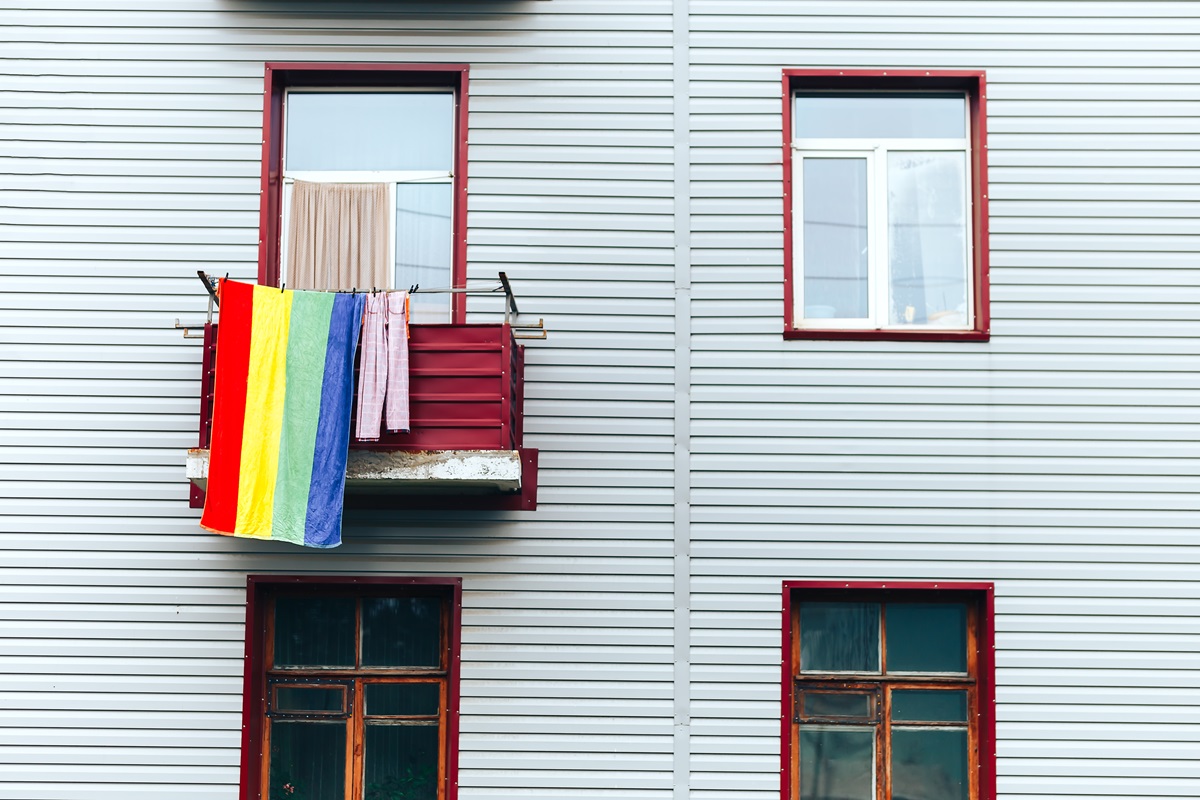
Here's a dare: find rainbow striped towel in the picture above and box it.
[200,279,366,548]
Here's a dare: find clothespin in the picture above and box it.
[280,282,285,293]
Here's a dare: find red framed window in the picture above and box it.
[258,63,470,323]
[240,576,462,800]
[782,70,990,341]
[781,581,996,800]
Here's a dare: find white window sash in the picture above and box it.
[793,150,876,328]
[283,170,452,184]
[794,143,973,331]
[793,137,967,151]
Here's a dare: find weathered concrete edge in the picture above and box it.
[186,448,523,491]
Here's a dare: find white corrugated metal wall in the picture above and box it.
[1,0,1199,798]
[0,1,677,797]
[688,2,1200,799]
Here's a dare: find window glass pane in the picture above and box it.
[802,158,869,320]
[275,686,345,714]
[795,95,966,139]
[361,596,442,668]
[799,727,875,800]
[364,722,440,800]
[802,691,873,719]
[286,92,454,172]
[800,602,880,673]
[367,683,440,716]
[888,151,969,327]
[397,182,454,323]
[892,690,968,722]
[274,596,356,668]
[886,603,967,673]
[269,720,347,800]
[891,728,969,800]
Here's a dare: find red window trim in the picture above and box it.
[258,62,470,323]
[780,580,996,800]
[781,69,990,342]
[239,575,463,800]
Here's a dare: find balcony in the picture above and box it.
[185,280,539,510]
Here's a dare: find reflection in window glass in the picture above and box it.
[367,683,440,717]
[286,92,454,172]
[799,727,875,800]
[269,720,347,800]
[795,95,966,139]
[361,596,442,668]
[364,723,440,800]
[802,691,873,719]
[274,596,356,668]
[892,690,968,723]
[888,152,968,327]
[802,158,869,320]
[275,686,345,714]
[887,603,967,673]
[800,602,880,673]
[891,728,969,800]
[397,183,454,323]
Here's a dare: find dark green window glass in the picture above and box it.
[892,690,968,723]
[802,691,873,720]
[800,602,880,673]
[361,597,442,668]
[275,686,345,714]
[886,603,967,673]
[367,683,440,717]
[269,720,346,800]
[364,723,440,800]
[274,596,356,668]
[799,727,874,800]
[891,728,968,800]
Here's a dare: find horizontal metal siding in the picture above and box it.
[0,0,677,797]
[7,1,1200,798]
[688,1,1200,799]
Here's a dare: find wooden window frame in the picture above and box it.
[240,575,462,800]
[782,70,990,342]
[780,581,996,800]
[258,63,470,323]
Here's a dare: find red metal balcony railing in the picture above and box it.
[189,321,536,510]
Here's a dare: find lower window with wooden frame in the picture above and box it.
[241,576,461,800]
[782,582,995,800]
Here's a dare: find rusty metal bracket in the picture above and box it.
[174,319,205,340]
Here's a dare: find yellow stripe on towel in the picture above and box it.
[235,285,293,538]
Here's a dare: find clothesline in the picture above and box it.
[189,270,544,340]
[196,270,521,322]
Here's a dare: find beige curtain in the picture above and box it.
[286,181,390,291]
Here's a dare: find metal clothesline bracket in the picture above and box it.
[513,318,547,340]
[175,270,222,338]
[173,319,205,340]
[497,271,519,326]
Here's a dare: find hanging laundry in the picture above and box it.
[200,279,365,548]
[355,292,388,442]
[385,290,410,433]
[355,290,410,440]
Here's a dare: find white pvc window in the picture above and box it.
[280,89,455,323]
[793,93,973,331]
